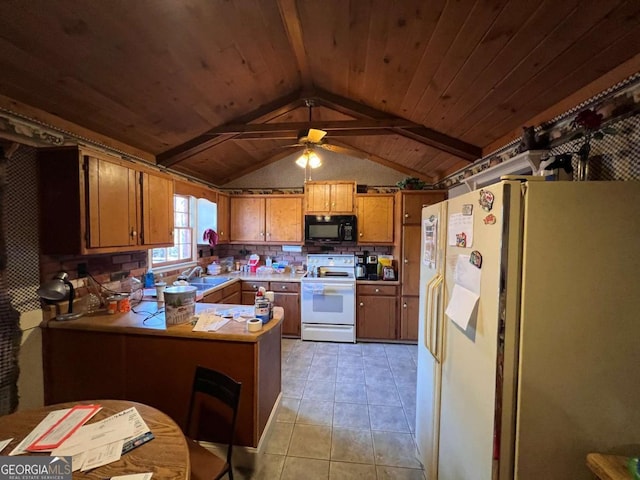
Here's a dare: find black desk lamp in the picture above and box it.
[37,271,83,321]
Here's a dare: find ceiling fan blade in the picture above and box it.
[307,128,327,143]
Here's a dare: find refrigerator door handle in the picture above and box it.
[426,274,444,361]
[424,276,437,354]
[432,275,445,362]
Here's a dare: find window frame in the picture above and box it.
[149,194,196,269]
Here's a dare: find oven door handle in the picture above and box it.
[302,283,354,293]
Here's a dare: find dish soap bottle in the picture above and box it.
[266,256,272,268]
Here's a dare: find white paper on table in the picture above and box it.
[0,438,13,453]
[29,405,102,451]
[192,311,230,332]
[111,474,153,480]
[52,409,135,456]
[454,255,481,295]
[445,284,479,330]
[447,212,474,247]
[80,439,124,471]
[70,451,87,472]
[9,409,70,455]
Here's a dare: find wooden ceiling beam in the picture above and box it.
[208,118,419,135]
[230,128,403,140]
[277,0,313,89]
[157,90,305,166]
[311,88,481,161]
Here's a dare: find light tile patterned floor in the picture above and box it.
[237,339,424,480]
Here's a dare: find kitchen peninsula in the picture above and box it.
[41,303,283,449]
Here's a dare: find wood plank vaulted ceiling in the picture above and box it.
[1,0,639,186]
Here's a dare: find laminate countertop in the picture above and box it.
[41,302,283,343]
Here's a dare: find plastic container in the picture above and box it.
[144,270,155,288]
[266,256,272,267]
[164,286,197,325]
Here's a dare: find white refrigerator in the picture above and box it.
[415,179,640,480]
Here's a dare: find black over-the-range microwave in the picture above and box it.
[304,215,357,244]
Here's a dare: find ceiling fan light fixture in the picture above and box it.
[295,149,321,169]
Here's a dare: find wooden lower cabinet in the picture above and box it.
[242,280,301,337]
[356,284,397,341]
[41,322,282,448]
[201,282,241,304]
[400,295,419,342]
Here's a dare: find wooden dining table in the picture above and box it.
[0,399,190,480]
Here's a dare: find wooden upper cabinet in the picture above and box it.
[399,191,447,225]
[265,196,303,243]
[230,195,303,244]
[230,196,265,242]
[39,146,177,255]
[141,172,174,247]
[216,192,230,243]
[305,181,355,214]
[356,194,394,244]
[86,155,138,249]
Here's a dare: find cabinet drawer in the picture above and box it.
[242,281,270,292]
[221,283,241,298]
[270,282,300,293]
[358,284,397,296]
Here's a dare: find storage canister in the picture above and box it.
[254,299,270,323]
[164,285,197,325]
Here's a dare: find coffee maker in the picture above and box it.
[365,254,378,280]
[355,253,367,279]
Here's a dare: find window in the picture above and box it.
[149,195,218,270]
[150,195,194,268]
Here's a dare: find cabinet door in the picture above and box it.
[274,292,300,337]
[356,195,394,244]
[402,192,446,225]
[305,183,331,213]
[230,197,265,242]
[356,295,397,340]
[141,172,174,246]
[400,295,419,341]
[217,193,230,243]
[402,225,422,296]
[331,183,355,213]
[266,197,303,243]
[86,155,138,248]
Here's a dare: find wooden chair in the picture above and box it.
[185,366,242,480]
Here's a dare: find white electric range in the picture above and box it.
[300,254,356,343]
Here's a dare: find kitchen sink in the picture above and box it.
[189,277,232,288]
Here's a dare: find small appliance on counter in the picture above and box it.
[365,254,378,280]
[355,253,367,279]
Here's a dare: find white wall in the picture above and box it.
[222,149,408,189]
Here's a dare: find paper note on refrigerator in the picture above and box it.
[447,213,473,247]
[422,216,438,268]
[454,255,481,295]
[445,284,479,330]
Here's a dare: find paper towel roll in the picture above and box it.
[247,318,263,332]
[265,291,275,302]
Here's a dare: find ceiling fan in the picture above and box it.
[288,99,330,151]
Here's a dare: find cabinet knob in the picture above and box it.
[375,288,380,293]
[359,302,364,307]
[260,232,264,237]
[220,231,224,236]
[267,232,271,237]
[130,229,137,238]
[404,213,409,218]
[403,303,407,308]
[404,259,409,264]
[359,233,363,237]
[332,202,335,207]
[281,285,287,290]
[252,285,258,289]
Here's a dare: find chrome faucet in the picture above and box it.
[180,266,203,282]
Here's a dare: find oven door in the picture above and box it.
[301,282,355,326]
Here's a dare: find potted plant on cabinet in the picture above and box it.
[396,177,427,190]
